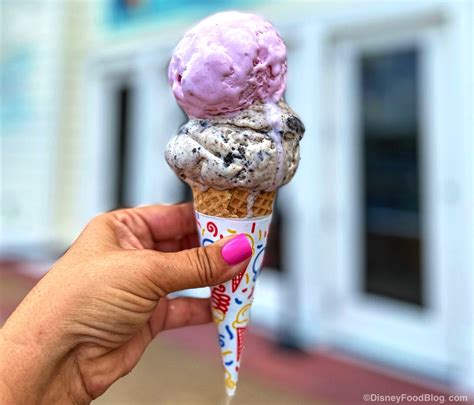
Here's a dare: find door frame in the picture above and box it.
[316,0,473,390]
[79,45,185,226]
[328,27,449,376]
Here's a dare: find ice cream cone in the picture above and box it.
[192,186,275,218]
[195,211,272,396]
[165,10,304,397]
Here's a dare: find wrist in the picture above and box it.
[0,328,91,404]
[0,271,91,404]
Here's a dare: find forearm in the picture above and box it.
[0,277,90,404]
[0,365,15,405]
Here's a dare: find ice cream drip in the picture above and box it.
[264,101,285,189]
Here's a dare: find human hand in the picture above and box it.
[0,203,252,404]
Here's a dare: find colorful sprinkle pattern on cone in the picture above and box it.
[195,212,272,396]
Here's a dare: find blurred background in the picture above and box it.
[1,0,473,403]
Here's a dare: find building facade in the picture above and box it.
[1,0,473,392]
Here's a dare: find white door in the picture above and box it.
[81,49,185,224]
[323,24,452,379]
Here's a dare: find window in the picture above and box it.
[113,83,133,208]
[180,180,193,203]
[359,48,424,306]
[263,201,282,272]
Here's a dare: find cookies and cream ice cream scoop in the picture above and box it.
[165,100,304,192]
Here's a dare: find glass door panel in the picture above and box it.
[359,48,424,306]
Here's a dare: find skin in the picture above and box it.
[0,203,250,404]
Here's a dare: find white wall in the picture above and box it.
[0,2,64,254]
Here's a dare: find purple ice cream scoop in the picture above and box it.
[168,11,287,118]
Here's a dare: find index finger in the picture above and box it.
[133,202,197,242]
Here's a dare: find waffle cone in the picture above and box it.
[192,186,275,218]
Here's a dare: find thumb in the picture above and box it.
[143,234,253,295]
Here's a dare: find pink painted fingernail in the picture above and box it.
[221,234,252,265]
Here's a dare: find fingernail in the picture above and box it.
[221,234,252,265]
